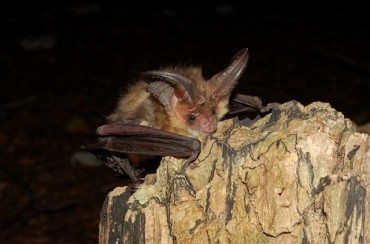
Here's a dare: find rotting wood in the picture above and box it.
[99,101,370,243]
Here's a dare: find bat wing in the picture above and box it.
[81,122,201,184]
[228,93,279,116]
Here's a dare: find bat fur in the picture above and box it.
[108,48,249,139]
[106,48,249,166]
[82,48,279,187]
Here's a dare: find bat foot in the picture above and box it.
[131,183,141,191]
[129,178,145,193]
[107,155,145,184]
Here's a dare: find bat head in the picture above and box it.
[141,48,249,137]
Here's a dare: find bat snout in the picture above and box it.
[201,121,217,134]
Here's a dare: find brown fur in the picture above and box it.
[108,66,230,137]
[109,47,248,140]
[105,48,249,168]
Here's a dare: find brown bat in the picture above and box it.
[82,48,275,188]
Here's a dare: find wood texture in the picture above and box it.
[99,101,370,243]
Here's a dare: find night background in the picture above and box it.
[1,1,369,243]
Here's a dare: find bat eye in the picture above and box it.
[188,113,196,124]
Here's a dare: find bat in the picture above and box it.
[82,48,276,188]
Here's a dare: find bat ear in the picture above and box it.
[209,48,249,99]
[147,80,176,111]
[141,71,205,111]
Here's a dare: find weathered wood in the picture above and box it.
[99,187,132,244]
[99,101,370,243]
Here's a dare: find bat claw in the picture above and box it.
[131,182,141,191]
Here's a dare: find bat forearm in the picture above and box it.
[81,48,277,190]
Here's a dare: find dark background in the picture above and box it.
[1,1,369,243]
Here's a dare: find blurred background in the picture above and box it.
[1,1,369,243]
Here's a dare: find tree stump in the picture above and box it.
[99,101,370,243]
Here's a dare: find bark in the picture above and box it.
[99,101,370,244]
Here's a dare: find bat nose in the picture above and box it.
[203,121,217,134]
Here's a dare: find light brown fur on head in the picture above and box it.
[108,48,249,138]
[107,67,226,137]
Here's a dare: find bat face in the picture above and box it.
[172,97,219,137]
[140,48,250,137]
